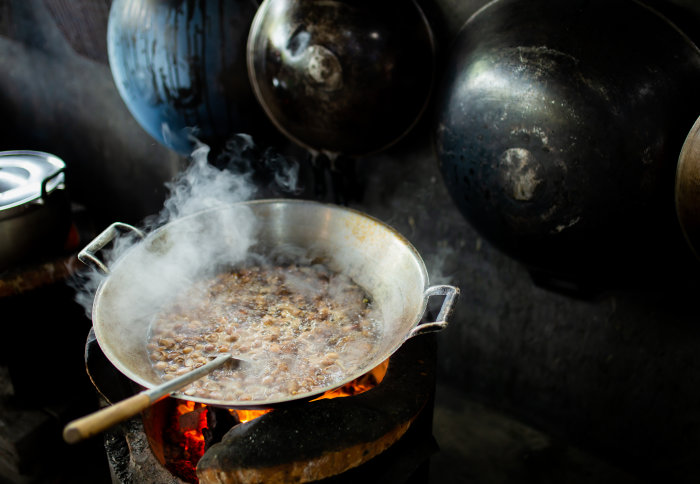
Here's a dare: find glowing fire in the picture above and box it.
[312,358,389,400]
[176,400,207,449]
[166,400,209,483]
[232,408,273,423]
[229,359,389,421]
[164,360,390,483]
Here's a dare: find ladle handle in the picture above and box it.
[407,285,460,339]
[63,392,154,444]
[63,354,232,444]
[78,222,145,274]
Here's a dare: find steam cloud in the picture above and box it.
[71,135,301,321]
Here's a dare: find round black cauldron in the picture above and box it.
[433,0,700,291]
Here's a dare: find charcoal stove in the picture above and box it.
[85,325,438,484]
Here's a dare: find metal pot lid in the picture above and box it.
[0,150,66,217]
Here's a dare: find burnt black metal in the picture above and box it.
[248,0,435,156]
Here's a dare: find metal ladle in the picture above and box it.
[63,353,238,444]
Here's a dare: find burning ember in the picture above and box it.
[164,401,208,482]
[311,358,389,400]
[157,359,390,483]
[231,408,273,424]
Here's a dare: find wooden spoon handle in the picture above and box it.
[63,392,154,444]
[62,353,234,444]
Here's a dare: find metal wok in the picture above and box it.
[246,0,435,156]
[80,199,458,409]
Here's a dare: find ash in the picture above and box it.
[104,414,185,484]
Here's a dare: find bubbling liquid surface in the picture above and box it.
[147,263,382,402]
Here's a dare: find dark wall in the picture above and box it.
[0,0,183,226]
[2,1,700,482]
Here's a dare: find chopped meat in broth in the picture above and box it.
[147,263,381,402]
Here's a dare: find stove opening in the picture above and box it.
[145,360,390,483]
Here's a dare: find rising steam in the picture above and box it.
[71,135,300,321]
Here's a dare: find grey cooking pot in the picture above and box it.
[80,199,458,408]
[0,150,70,270]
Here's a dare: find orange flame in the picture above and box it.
[166,400,209,483]
[314,359,389,400]
[229,359,389,422]
[175,401,207,450]
[232,408,273,423]
[163,360,390,482]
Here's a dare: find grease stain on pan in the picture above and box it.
[343,213,386,246]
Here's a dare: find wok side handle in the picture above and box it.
[78,222,145,274]
[407,285,460,339]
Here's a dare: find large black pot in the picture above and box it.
[107,0,273,155]
[433,0,700,289]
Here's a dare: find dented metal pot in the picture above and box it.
[0,150,70,270]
